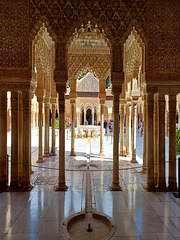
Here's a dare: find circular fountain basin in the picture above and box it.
[63,211,115,240]
[78,163,99,169]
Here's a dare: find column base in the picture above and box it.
[43,153,49,157]
[51,152,57,156]
[70,152,76,156]
[130,159,138,163]
[36,158,44,163]
[157,183,168,192]
[119,151,124,156]
[0,182,8,192]
[55,183,68,191]
[8,183,21,191]
[168,183,177,192]
[98,152,105,156]
[144,183,157,192]
[30,169,34,174]
[140,168,147,174]
[109,183,122,191]
[18,184,33,191]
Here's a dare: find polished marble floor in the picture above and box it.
[1,129,180,240]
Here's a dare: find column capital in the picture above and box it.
[56,85,66,97]
[100,99,105,104]
[112,85,122,95]
[54,69,67,83]
[111,71,124,85]
[70,99,76,104]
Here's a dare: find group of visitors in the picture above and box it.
[104,119,113,133]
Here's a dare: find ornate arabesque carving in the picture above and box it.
[68,22,111,96]
[32,25,56,101]
[123,28,144,100]
[0,0,29,68]
[30,0,147,44]
[147,0,180,72]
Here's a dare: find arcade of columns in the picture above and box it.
[0,22,179,192]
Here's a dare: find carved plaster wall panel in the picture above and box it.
[30,0,147,45]
[77,72,99,92]
[0,0,29,68]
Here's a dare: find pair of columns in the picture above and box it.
[69,99,105,156]
[56,85,122,191]
[119,103,137,163]
[145,93,177,191]
[37,102,56,163]
[0,89,32,191]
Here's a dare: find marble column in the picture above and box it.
[10,91,19,189]
[157,94,166,191]
[99,102,104,156]
[131,103,137,163]
[110,90,122,191]
[44,103,50,157]
[21,91,32,190]
[0,90,8,189]
[51,103,56,156]
[141,95,147,173]
[154,94,158,185]
[92,108,94,125]
[119,104,124,156]
[37,101,44,163]
[70,100,76,156]
[126,104,131,157]
[18,92,23,184]
[168,95,177,190]
[146,92,155,191]
[77,111,80,126]
[56,88,68,191]
[84,109,86,124]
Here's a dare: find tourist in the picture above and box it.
[104,120,107,133]
[85,119,88,125]
[109,119,112,132]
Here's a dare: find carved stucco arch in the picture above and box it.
[32,24,56,100]
[123,27,144,97]
[84,102,94,112]
[67,22,111,98]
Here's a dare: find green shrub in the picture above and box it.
[55,119,59,129]
[176,129,180,155]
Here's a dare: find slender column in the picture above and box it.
[110,90,121,191]
[44,103,50,157]
[21,90,32,190]
[92,108,94,125]
[126,104,131,157]
[131,103,137,163]
[77,111,80,126]
[99,102,104,156]
[36,101,44,163]
[70,99,76,156]
[119,104,124,156]
[0,90,8,189]
[18,92,23,184]
[141,95,147,173]
[168,95,177,190]
[84,109,86,124]
[154,94,158,185]
[51,103,56,156]
[146,92,155,191]
[10,91,19,188]
[157,94,166,191]
[56,88,68,191]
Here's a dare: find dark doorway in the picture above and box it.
[82,109,84,125]
[86,108,92,125]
